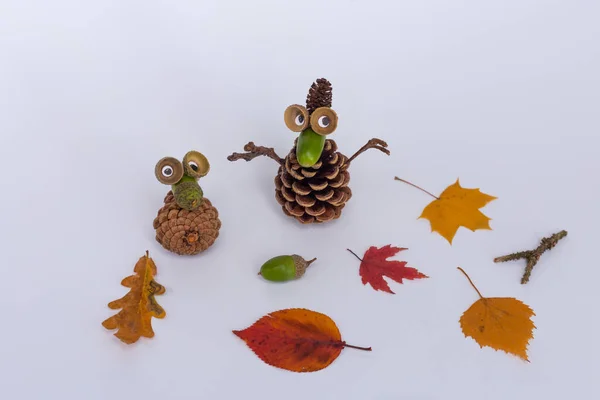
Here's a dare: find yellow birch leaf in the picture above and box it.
[102,251,166,344]
[457,267,535,361]
[418,179,497,244]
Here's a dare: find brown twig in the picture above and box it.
[494,230,568,284]
[347,138,390,164]
[227,142,283,165]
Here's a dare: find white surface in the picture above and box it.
[1,1,598,399]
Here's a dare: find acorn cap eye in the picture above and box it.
[183,150,210,178]
[155,157,184,185]
[310,107,338,135]
[284,104,309,132]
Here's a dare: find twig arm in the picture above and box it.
[347,138,390,164]
[227,142,283,165]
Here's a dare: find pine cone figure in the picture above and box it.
[275,138,352,224]
[227,77,390,224]
[153,191,221,255]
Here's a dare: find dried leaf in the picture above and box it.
[457,267,535,361]
[419,179,497,244]
[347,245,428,294]
[102,251,166,344]
[395,177,496,245]
[233,308,372,373]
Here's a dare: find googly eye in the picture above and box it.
[183,151,210,178]
[318,115,330,128]
[155,157,184,185]
[310,107,338,135]
[162,166,174,176]
[284,104,309,132]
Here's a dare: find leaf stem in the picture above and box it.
[346,249,363,262]
[342,342,372,351]
[457,267,483,299]
[394,177,439,199]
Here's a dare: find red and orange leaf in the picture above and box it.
[102,251,166,344]
[457,267,535,361]
[233,308,371,373]
[348,245,428,294]
[418,179,497,244]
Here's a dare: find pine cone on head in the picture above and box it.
[153,191,221,255]
[306,78,333,114]
[274,138,352,224]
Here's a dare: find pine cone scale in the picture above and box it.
[308,179,327,191]
[300,169,317,178]
[315,188,334,201]
[280,171,294,188]
[282,186,296,202]
[296,194,316,207]
[291,181,311,196]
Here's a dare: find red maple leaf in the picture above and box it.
[347,245,428,294]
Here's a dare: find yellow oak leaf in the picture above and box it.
[418,179,497,244]
[102,251,166,344]
[457,267,535,361]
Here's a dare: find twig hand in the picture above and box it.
[347,138,390,164]
[227,142,283,165]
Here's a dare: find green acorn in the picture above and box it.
[258,255,317,282]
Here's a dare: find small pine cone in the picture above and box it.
[152,191,221,255]
[306,78,333,114]
[274,139,352,224]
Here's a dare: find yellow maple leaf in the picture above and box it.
[102,251,166,344]
[457,267,535,361]
[417,179,497,244]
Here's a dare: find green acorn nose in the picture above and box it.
[173,178,204,211]
[296,127,325,168]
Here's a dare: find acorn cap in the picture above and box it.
[291,254,317,278]
[310,107,338,135]
[183,151,210,178]
[284,104,310,132]
[155,157,184,185]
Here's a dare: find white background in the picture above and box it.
[1,1,598,399]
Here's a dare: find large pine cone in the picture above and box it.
[275,139,352,224]
[152,191,221,255]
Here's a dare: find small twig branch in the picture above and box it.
[347,138,390,164]
[227,142,283,165]
[494,230,568,284]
